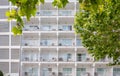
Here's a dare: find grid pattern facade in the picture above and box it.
[0,0,120,76]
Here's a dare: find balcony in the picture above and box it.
[58,25,72,31]
[40,10,57,16]
[58,64,75,76]
[41,64,57,76]
[77,68,87,76]
[77,49,93,62]
[113,68,120,76]
[40,39,57,46]
[58,10,75,16]
[95,68,110,76]
[22,40,39,46]
[77,68,92,76]
[22,50,39,62]
[77,64,93,76]
[58,39,74,46]
[40,25,57,31]
[40,50,57,62]
[23,25,40,31]
[59,50,75,62]
[77,53,86,62]
[22,64,38,76]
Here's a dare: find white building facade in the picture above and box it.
[0,0,120,76]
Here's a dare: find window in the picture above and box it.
[67,53,72,61]
[41,25,51,31]
[113,68,120,76]
[77,68,86,76]
[63,68,72,76]
[59,39,72,46]
[41,39,53,46]
[59,25,72,31]
[96,68,106,76]
[58,10,72,16]
[77,54,86,61]
[76,39,82,46]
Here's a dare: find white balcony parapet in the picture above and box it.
[40,25,57,31]
[58,25,73,31]
[40,10,57,16]
[22,40,39,46]
[58,10,75,16]
[23,25,40,31]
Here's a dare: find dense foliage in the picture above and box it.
[74,0,120,65]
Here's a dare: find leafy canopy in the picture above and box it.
[74,0,120,65]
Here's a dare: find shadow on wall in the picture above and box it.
[0,70,3,76]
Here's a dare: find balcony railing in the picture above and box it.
[41,68,57,76]
[40,39,56,46]
[22,53,38,61]
[23,25,40,31]
[22,40,39,46]
[58,25,72,31]
[58,39,74,46]
[40,56,57,62]
[58,57,74,62]
[38,10,74,16]
[58,10,74,16]
[22,39,83,47]
[40,10,57,16]
[40,25,57,31]
[23,67,38,76]
[77,68,91,76]
[23,25,74,31]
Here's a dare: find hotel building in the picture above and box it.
[0,0,120,76]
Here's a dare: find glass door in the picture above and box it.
[113,68,120,76]
[77,68,86,76]
[97,68,106,76]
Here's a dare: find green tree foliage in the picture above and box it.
[74,0,120,65]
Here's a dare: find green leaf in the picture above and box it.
[20,0,27,3]
[52,0,69,8]
[40,0,44,4]
[12,26,22,35]
[6,9,17,20]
